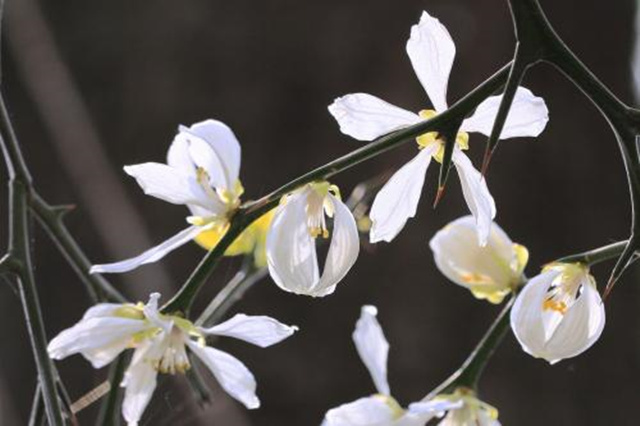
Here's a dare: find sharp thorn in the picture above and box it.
[433,186,446,208]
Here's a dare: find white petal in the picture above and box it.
[202,314,298,348]
[121,347,158,425]
[187,341,259,409]
[510,270,560,361]
[461,87,549,139]
[90,225,203,274]
[453,150,496,246]
[266,193,321,295]
[429,216,517,290]
[328,93,420,141]
[123,163,216,210]
[48,317,147,368]
[353,306,390,396]
[408,399,464,415]
[167,132,196,176]
[322,396,398,426]
[181,119,241,190]
[370,145,436,243]
[81,303,123,319]
[406,11,456,113]
[544,281,605,363]
[314,195,360,297]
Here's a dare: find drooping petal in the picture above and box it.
[202,314,298,348]
[266,192,321,295]
[406,11,456,113]
[322,395,400,426]
[180,119,241,189]
[370,145,437,243]
[353,306,390,396]
[48,316,148,368]
[90,225,203,274]
[460,87,549,139]
[328,93,420,141]
[314,194,360,297]
[543,281,605,364]
[452,150,496,246]
[429,216,523,303]
[510,270,561,361]
[187,341,259,409]
[123,163,217,211]
[121,346,159,426]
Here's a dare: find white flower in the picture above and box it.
[510,263,606,364]
[409,388,501,426]
[48,293,297,425]
[322,306,461,426]
[90,119,244,274]
[429,216,528,304]
[328,11,549,246]
[266,182,360,297]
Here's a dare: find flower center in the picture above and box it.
[415,109,469,163]
[305,182,340,239]
[541,263,588,316]
[195,166,244,214]
[155,327,191,375]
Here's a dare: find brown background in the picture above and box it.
[0,0,638,425]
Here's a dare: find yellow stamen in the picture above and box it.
[415,109,469,163]
[543,299,568,314]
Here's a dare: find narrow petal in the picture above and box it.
[408,399,464,415]
[353,306,390,396]
[328,93,420,141]
[322,395,398,426]
[181,119,241,189]
[461,87,549,139]
[123,163,215,210]
[544,281,605,363]
[406,11,456,113]
[48,317,147,368]
[202,314,298,348]
[90,225,203,274]
[121,348,159,425]
[370,145,436,243]
[266,193,321,295]
[315,195,360,296]
[187,341,259,409]
[510,271,560,360]
[453,150,496,246]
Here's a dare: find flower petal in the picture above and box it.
[544,281,606,364]
[187,341,259,409]
[167,132,196,176]
[123,163,217,211]
[322,395,399,426]
[180,119,241,190]
[408,399,464,416]
[121,347,159,425]
[353,306,390,396]
[370,145,436,243]
[202,314,298,348]
[266,192,321,295]
[406,11,456,113]
[328,93,420,141]
[314,195,360,297]
[452,150,496,246]
[510,270,560,361]
[48,317,148,368]
[461,87,549,139]
[90,225,203,274]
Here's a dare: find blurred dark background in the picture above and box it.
[0,0,638,424]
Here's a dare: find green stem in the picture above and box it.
[96,354,127,426]
[555,241,630,266]
[161,62,512,314]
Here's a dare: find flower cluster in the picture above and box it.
[45,9,612,426]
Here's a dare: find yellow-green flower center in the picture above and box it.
[416,109,469,163]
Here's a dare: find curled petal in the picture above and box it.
[461,87,549,139]
[452,150,496,246]
[124,163,218,211]
[328,93,420,141]
[322,395,400,426]
[406,11,456,113]
[202,314,298,348]
[121,346,159,425]
[180,119,241,189]
[90,225,203,274]
[187,341,259,409]
[353,306,390,396]
[266,193,321,295]
[370,145,437,243]
[315,195,360,296]
[167,133,196,176]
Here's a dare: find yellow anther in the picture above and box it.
[543,299,568,314]
[415,109,470,163]
[309,227,330,239]
[460,272,495,286]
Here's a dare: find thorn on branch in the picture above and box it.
[51,204,76,219]
[603,238,638,301]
